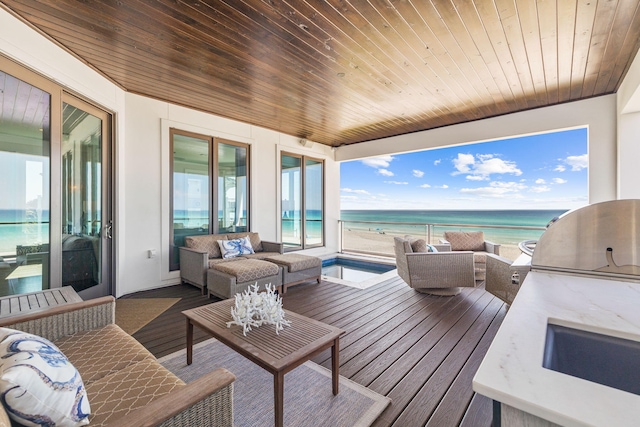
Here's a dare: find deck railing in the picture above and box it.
[339,220,546,261]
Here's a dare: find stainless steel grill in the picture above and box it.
[531,199,640,282]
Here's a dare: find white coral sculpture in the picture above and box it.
[226,283,291,336]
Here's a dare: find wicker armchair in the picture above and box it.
[0,297,235,427]
[439,231,501,281]
[394,236,476,296]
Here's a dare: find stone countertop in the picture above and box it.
[473,271,640,427]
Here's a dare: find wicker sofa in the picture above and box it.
[0,297,235,427]
[179,232,283,297]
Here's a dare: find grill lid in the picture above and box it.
[531,199,640,281]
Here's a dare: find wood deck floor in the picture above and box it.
[123,276,506,427]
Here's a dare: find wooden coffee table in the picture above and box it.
[183,299,345,427]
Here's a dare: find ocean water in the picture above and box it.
[340,209,569,246]
[0,210,49,256]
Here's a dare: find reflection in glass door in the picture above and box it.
[60,98,110,297]
[0,70,51,296]
[170,131,210,271]
[217,141,248,233]
[281,154,302,249]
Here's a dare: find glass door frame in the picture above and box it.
[0,54,114,297]
[169,129,252,271]
[62,93,113,299]
[280,151,325,251]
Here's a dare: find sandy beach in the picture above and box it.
[341,228,522,261]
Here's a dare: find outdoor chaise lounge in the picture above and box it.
[179,232,322,298]
[179,232,283,294]
[394,236,476,296]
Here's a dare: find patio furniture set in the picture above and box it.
[395,231,522,302]
[179,232,322,299]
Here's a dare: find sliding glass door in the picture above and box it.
[217,140,248,233]
[281,153,324,250]
[170,130,210,271]
[0,57,113,298]
[170,130,250,271]
[60,96,111,298]
[0,70,52,295]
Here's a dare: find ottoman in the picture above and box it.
[264,254,322,293]
[207,259,282,299]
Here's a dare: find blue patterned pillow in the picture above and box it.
[0,328,90,426]
[218,236,255,259]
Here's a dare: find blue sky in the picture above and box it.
[340,128,588,210]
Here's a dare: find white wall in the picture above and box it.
[336,95,618,204]
[617,49,640,200]
[122,93,339,296]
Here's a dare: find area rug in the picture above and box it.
[159,338,390,427]
[115,298,180,335]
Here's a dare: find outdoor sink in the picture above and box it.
[543,323,640,396]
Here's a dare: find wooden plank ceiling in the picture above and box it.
[2,0,640,147]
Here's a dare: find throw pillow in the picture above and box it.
[218,236,255,259]
[0,328,91,427]
[409,238,428,253]
[443,231,486,251]
[409,238,439,253]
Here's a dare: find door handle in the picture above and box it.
[104,220,113,239]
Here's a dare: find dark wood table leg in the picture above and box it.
[186,319,193,365]
[274,371,284,427]
[332,337,340,395]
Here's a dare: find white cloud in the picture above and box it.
[340,195,359,201]
[341,188,370,195]
[554,154,587,172]
[474,157,522,177]
[362,155,394,168]
[453,153,475,173]
[530,186,551,193]
[566,154,588,171]
[419,184,431,188]
[436,184,449,189]
[377,169,394,177]
[434,159,441,166]
[412,169,424,178]
[553,178,567,184]
[535,178,546,184]
[453,153,522,180]
[384,181,408,185]
[460,181,525,198]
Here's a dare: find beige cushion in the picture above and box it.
[184,234,226,259]
[265,254,321,272]
[0,405,10,427]
[229,232,263,252]
[443,231,485,251]
[473,252,487,264]
[85,359,184,427]
[56,324,155,385]
[410,238,428,253]
[213,259,279,283]
[207,257,243,268]
[240,252,282,260]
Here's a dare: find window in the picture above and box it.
[281,153,324,250]
[170,130,249,271]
